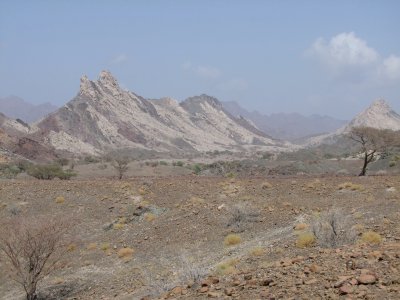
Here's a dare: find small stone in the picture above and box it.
[349,278,358,285]
[199,286,209,293]
[358,274,377,285]
[305,279,318,285]
[260,278,274,286]
[224,288,234,296]
[244,274,252,280]
[207,292,220,298]
[339,284,353,295]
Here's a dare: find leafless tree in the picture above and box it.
[0,216,73,300]
[347,127,399,176]
[111,156,130,180]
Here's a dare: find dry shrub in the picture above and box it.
[294,223,308,231]
[117,247,134,259]
[113,223,125,230]
[0,215,74,300]
[86,243,97,250]
[360,231,382,244]
[296,232,316,248]
[249,246,265,256]
[227,204,259,232]
[144,213,156,222]
[338,182,364,191]
[261,181,272,189]
[55,196,65,204]
[215,259,238,275]
[100,243,110,251]
[224,234,241,246]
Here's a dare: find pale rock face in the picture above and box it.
[35,71,292,155]
[342,99,400,132]
[304,99,400,146]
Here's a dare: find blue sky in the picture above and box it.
[0,0,399,119]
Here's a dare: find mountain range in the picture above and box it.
[222,101,347,141]
[0,96,57,123]
[0,70,399,161]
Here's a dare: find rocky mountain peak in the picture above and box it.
[343,99,400,132]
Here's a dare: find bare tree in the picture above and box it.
[0,216,73,300]
[347,127,399,176]
[111,155,130,180]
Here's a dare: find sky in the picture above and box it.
[0,0,399,119]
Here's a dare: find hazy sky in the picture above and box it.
[1,0,399,119]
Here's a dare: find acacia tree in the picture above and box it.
[347,126,398,176]
[0,216,73,300]
[111,155,130,180]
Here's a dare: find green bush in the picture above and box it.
[172,161,184,167]
[193,164,202,175]
[27,164,76,180]
[159,161,168,166]
[0,163,22,179]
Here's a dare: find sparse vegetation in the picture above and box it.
[117,247,134,259]
[110,155,130,180]
[0,215,73,300]
[27,164,76,180]
[296,232,316,248]
[360,231,382,244]
[224,234,242,246]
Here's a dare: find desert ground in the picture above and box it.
[1,170,400,300]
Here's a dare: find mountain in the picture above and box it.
[341,99,400,133]
[305,99,400,146]
[0,112,56,161]
[34,71,290,155]
[222,101,347,141]
[0,96,58,123]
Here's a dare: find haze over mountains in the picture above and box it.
[222,101,348,141]
[0,96,57,123]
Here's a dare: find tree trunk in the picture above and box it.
[359,152,368,176]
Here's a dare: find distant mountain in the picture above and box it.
[33,71,291,155]
[305,99,400,146]
[0,96,57,123]
[222,101,347,141]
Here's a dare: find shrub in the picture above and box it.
[27,164,76,180]
[87,243,97,250]
[296,232,316,248]
[0,163,22,179]
[249,247,265,256]
[172,161,184,167]
[338,182,364,191]
[0,215,73,300]
[389,161,396,167]
[294,223,308,231]
[193,164,201,175]
[55,196,65,204]
[144,213,156,222]
[360,231,382,244]
[224,234,242,246]
[215,259,238,275]
[117,247,134,259]
[113,223,124,230]
[159,161,168,166]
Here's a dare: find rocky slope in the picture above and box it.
[223,101,347,141]
[34,71,289,155]
[0,112,56,161]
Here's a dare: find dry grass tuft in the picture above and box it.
[215,259,238,275]
[144,213,156,222]
[55,196,65,204]
[100,243,110,251]
[261,182,272,189]
[224,234,242,246]
[296,232,316,248]
[87,243,97,250]
[113,223,125,230]
[249,246,265,256]
[338,182,364,191]
[360,231,382,244]
[67,243,77,252]
[117,247,134,259]
[294,223,308,231]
